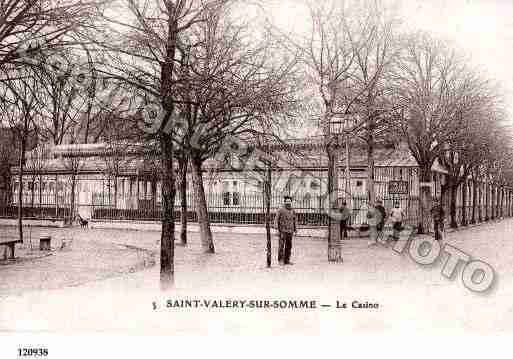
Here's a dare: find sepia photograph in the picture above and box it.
[1,0,513,354]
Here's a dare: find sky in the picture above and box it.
[257,0,513,135]
[106,0,513,136]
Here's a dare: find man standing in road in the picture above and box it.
[367,199,387,245]
[389,201,404,241]
[367,201,379,246]
[430,199,445,241]
[375,200,387,237]
[339,200,352,240]
[274,196,297,265]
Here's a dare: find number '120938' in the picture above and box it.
[18,348,48,357]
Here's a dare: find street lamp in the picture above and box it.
[326,113,358,262]
[330,114,358,201]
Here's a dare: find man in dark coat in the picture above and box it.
[431,199,445,241]
[339,200,352,240]
[274,196,297,265]
[375,200,387,234]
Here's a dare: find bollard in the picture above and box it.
[40,236,51,251]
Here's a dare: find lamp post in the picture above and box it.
[327,114,357,262]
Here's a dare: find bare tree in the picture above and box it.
[173,5,298,253]
[102,141,131,209]
[295,2,357,261]
[291,0,396,260]
[24,143,48,208]
[342,0,398,204]
[0,0,101,75]
[0,68,41,241]
[60,153,84,224]
[0,128,16,207]
[97,0,233,288]
[438,78,504,228]
[388,32,471,233]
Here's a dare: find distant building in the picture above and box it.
[8,137,448,225]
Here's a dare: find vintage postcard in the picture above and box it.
[1,0,512,356]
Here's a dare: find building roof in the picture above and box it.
[13,138,448,175]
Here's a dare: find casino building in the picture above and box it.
[6,136,451,227]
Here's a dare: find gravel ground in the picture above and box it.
[0,226,155,296]
[0,219,512,334]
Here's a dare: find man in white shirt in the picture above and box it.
[389,201,404,240]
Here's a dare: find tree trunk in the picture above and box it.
[39,174,42,213]
[191,158,215,253]
[461,181,468,226]
[508,189,513,217]
[490,184,495,220]
[70,172,77,225]
[136,174,140,208]
[499,186,503,218]
[327,145,342,262]
[496,186,500,218]
[55,174,58,218]
[327,148,333,246]
[265,163,272,267]
[471,178,477,224]
[159,0,179,289]
[150,179,157,212]
[484,181,489,221]
[449,182,458,228]
[498,186,502,218]
[367,131,375,204]
[440,183,447,207]
[160,132,176,289]
[417,165,432,234]
[108,177,112,207]
[114,177,118,209]
[17,139,26,242]
[345,133,351,199]
[479,181,483,222]
[179,157,188,246]
[496,185,500,218]
[30,178,35,208]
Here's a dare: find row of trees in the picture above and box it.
[1,0,512,286]
[0,0,300,287]
[285,0,513,254]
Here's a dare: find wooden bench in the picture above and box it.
[0,237,23,259]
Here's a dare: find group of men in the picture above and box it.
[273,196,446,264]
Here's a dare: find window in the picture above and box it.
[232,181,240,206]
[356,180,363,187]
[223,192,231,206]
[232,192,240,206]
[221,180,240,206]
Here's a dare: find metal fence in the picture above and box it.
[3,188,511,228]
[0,192,72,219]
[89,192,421,227]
